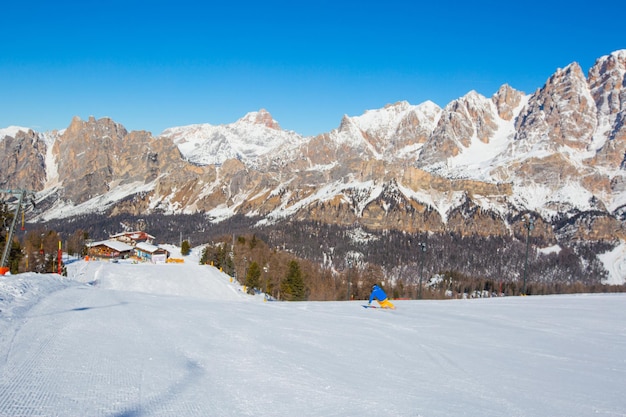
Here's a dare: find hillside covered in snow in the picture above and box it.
[1,249,625,416]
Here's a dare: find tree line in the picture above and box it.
[6,211,625,299]
[197,231,626,301]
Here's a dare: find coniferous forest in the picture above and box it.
[5,211,621,301]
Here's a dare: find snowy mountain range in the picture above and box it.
[156,50,626,227]
[1,50,626,281]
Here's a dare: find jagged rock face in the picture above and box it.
[492,84,524,121]
[511,153,582,188]
[587,50,626,168]
[559,212,626,241]
[507,59,623,214]
[54,116,126,202]
[0,129,47,191]
[588,50,626,122]
[304,181,447,234]
[515,62,597,151]
[394,105,438,147]
[309,102,442,166]
[446,200,509,237]
[53,116,184,205]
[419,91,499,167]
[342,101,441,161]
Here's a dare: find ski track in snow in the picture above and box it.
[1,254,626,417]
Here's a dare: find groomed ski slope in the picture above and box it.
[1,247,625,417]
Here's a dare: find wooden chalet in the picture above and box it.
[86,240,134,260]
[134,242,169,264]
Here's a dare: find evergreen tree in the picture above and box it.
[217,244,233,275]
[200,242,235,276]
[223,252,235,276]
[245,261,261,291]
[281,260,306,301]
[181,240,191,256]
[200,246,210,265]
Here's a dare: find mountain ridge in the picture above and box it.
[1,50,626,251]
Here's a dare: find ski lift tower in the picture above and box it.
[1,189,30,274]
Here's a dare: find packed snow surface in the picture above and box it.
[1,248,625,417]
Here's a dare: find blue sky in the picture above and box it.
[1,1,623,137]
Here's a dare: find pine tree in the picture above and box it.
[200,246,210,265]
[246,261,261,291]
[281,260,306,301]
[181,240,191,256]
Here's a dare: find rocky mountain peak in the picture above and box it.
[329,101,443,163]
[492,84,525,121]
[588,50,626,121]
[0,126,31,139]
[383,101,411,113]
[515,61,596,151]
[238,109,281,130]
[64,115,129,141]
[418,90,499,167]
[0,128,46,191]
[587,50,626,167]
[337,114,357,134]
[415,100,442,118]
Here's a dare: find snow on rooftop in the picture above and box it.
[135,242,162,253]
[87,239,134,252]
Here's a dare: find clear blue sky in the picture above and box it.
[1,0,623,137]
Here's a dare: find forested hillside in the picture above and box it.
[25,213,621,300]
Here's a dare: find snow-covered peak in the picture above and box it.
[159,112,303,166]
[236,109,281,130]
[350,101,441,133]
[324,101,444,161]
[415,100,441,117]
[0,125,31,139]
[593,49,626,69]
[461,89,484,103]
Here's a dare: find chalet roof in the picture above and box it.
[110,231,155,240]
[87,240,134,252]
[135,242,167,254]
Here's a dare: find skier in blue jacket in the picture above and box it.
[369,284,396,309]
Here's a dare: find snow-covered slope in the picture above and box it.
[1,254,625,417]
[159,109,304,167]
[324,100,442,160]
